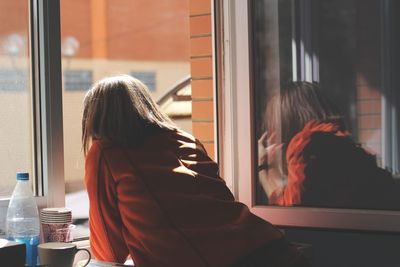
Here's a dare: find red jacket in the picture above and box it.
[272,120,349,206]
[84,129,283,267]
[271,120,400,209]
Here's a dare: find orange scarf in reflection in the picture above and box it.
[275,120,349,206]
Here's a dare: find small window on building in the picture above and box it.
[131,71,156,91]
[0,69,28,91]
[64,70,93,91]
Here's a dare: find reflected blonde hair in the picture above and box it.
[82,74,176,155]
[266,81,344,148]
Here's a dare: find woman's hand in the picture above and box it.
[257,131,285,200]
[258,131,282,169]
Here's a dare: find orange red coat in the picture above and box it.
[270,120,400,209]
[84,129,283,267]
[271,120,349,206]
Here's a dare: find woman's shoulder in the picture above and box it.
[85,139,127,169]
[167,129,197,143]
[147,129,199,148]
[87,129,206,158]
[304,131,376,166]
[174,129,209,153]
[86,139,112,155]
[149,129,212,159]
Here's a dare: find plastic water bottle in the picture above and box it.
[6,172,40,266]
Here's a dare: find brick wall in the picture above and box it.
[0,1,29,35]
[356,75,382,156]
[61,0,190,60]
[189,0,215,159]
[61,0,92,58]
[105,0,190,61]
[355,0,382,158]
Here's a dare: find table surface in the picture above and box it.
[77,259,134,267]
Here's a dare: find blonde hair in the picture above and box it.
[266,81,344,146]
[264,81,344,174]
[82,74,176,155]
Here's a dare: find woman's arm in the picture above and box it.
[84,142,129,263]
[258,132,286,202]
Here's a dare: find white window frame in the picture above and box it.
[0,0,65,219]
[217,0,400,232]
[33,0,65,208]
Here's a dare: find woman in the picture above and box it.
[259,81,400,209]
[83,75,308,267]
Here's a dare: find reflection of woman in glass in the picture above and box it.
[259,81,399,209]
[83,75,308,267]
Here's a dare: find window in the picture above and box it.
[131,71,157,91]
[0,5,32,200]
[63,70,93,91]
[60,0,191,239]
[218,0,400,231]
[251,0,400,210]
[0,2,33,214]
[0,0,65,236]
[0,69,28,91]
[1,0,194,242]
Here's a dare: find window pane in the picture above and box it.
[60,0,191,239]
[252,0,400,210]
[0,0,33,198]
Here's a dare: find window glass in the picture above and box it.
[60,0,191,239]
[130,71,157,91]
[0,0,33,199]
[252,0,400,210]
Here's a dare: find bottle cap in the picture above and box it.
[16,172,29,181]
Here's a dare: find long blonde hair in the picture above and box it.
[266,81,344,146]
[82,74,176,155]
[264,82,345,175]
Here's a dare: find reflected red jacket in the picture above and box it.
[272,120,400,209]
[84,129,283,267]
[272,120,349,206]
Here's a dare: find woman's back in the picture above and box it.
[82,75,308,267]
[301,129,400,210]
[85,129,284,267]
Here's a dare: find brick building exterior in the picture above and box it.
[189,0,215,159]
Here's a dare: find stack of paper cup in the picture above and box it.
[40,208,73,242]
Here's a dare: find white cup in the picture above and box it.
[38,242,91,267]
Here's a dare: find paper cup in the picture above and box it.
[42,223,75,242]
